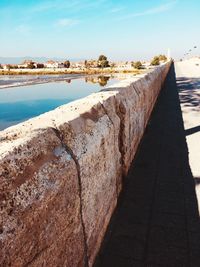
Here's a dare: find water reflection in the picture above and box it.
[0,76,118,130]
[85,75,112,87]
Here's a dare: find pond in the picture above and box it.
[0,76,119,130]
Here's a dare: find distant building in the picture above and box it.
[1,64,6,70]
[74,62,85,69]
[85,60,98,68]
[143,62,150,68]
[18,60,36,68]
[2,64,10,70]
[2,64,18,70]
[45,60,65,68]
[115,61,132,69]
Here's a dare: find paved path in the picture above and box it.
[94,64,200,267]
[175,60,200,212]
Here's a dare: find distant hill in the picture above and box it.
[0,57,84,64]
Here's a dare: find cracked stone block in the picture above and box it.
[51,96,121,267]
[0,128,85,267]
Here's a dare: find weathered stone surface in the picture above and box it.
[51,96,121,267]
[0,128,85,267]
[102,63,171,175]
[88,91,123,195]
[0,61,171,267]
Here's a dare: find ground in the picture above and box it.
[94,62,200,267]
[176,58,200,212]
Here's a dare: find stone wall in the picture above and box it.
[0,62,171,267]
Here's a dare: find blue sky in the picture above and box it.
[0,0,199,60]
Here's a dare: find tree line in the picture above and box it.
[0,54,167,70]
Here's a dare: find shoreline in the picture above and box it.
[0,68,143,76]
[0,69,145,89]
[0,75,85,90]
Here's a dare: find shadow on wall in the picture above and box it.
[176,77,200,112]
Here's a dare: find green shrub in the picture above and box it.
[98,55,110,68]
[151,56,160,66]
[131,61,143,69]
[36,63,44,68]
[27,62,35,69]
[158,54,167,62]
[64,60,70,68]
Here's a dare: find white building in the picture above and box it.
[45,61,65,68]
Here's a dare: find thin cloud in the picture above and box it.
[16,25,31,34]
[110,7,125,13]
[118,0,178,20]
[55,18,80,27]
[31,0,107,13]
[31,0,81,13]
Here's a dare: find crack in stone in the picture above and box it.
[115,100,127,178]
[51,127,89,267]
[100,102,121,199]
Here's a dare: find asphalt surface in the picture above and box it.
[175,59,200,213]
[94,64,200,267]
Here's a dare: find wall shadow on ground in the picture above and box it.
[94,64,200,267]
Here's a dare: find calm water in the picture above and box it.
[0,76,118,130]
